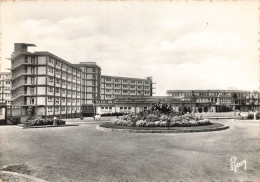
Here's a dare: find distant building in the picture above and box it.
[166,90,259,112]
[0,72,11,105]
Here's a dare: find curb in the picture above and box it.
[16,124,79,129]
[0,171,49,182]
[96,123,229,133]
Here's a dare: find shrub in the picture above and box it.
[136,120,147,127]
[198,107,203,113]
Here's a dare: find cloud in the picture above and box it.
[1,1,258,94]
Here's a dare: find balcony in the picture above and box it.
[12,59,37,70]
[12,91,36,100]
[12,80,35,90]
[12,70,36,80]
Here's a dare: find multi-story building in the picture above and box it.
[166,90,259,112]
[0,72,11,124]
[10,43,153,121]
[73,62,101,116]
[11,43,85,121]
[100,75,153,102]
[0,72,11,105]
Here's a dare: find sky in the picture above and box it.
[0,0,259,95]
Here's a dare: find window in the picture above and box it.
[130,80,135,83]
[145,86,149,89]
[145,81,149,84]
[68,91,71,95]
[55,60,60,66]
[48,57,53,64]
[48,66,54,73]
[48,97,53,102]
[106,78,111,81]
[106,84,112,87]
[115,79,119,82]
[62,81,65,86]
[123,90,128,93]
[61,107,65,111]
[48,87,53,92]
[61,89,65,94]
[48,107,53,112]
[138,81,143,84]
[115,84,120,88]
[123,80,128,83]
[55,88,59,93]
[57,79,60,84]
[72,91,76,95]
[62,98,66,103]
[123,85,127,88]
[56,70,60,76]
[92,68,95,72]
[55,98,59,104]
[130,85,135,88]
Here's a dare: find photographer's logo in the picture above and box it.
[231,157,246,173]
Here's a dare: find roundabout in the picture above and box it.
[97,122,229,133]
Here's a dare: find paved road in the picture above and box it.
[0,119,259,182]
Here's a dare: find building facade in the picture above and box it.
[100,75,153,102]
[10,43,153,120]
[166,90,259,112]
[0,72,11,105]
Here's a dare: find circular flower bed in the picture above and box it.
[110,104,211,128]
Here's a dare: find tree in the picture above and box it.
[191,91,197,115]
[203,105,209,113]
[231,92,238,115]
[198,106,203,113]
[250,95,256,112]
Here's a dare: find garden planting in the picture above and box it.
[109,104,211,128]
[23,118,66,126]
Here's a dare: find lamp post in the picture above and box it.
[93,96,96,121]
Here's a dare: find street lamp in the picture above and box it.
[93,96,96,121]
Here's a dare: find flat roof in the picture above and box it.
[101,75,151,81]
[166,89,258,93]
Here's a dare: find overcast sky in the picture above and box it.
[1,1,259,95]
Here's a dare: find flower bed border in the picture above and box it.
[97,122,229,133]
[17,124,79,129]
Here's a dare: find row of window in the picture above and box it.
[172,92,259,97]
[0,81,11,85]
[47,106,80,112]
[104,78,150,84]
[0,75,11,79]
[47,57,82,75]
[47,87,81,95]
[105,90,150,94]
[47,97,81,103]
[105,84,150,89]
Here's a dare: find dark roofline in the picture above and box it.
[73,63,102,70]
[101,75,151,81]
[15,43,36,47]
[166,89,258,93]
